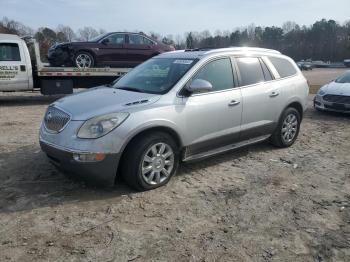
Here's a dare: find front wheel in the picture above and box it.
[121,132,179,191]
[74,52,94,68]
[270,107,301,148]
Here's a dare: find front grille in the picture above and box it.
[44,106,70,133]
[323,94,350,104]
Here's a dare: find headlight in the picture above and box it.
[77,112,129,139]
[318,87,326,96]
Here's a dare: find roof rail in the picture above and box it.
[204,47,281,55]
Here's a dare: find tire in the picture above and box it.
[270,107,301,148]
[121,132,179,191]
[74,51,94,68]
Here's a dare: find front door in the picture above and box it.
[0,41,29,91]
[181,57,242,156]
[97,33,127,66]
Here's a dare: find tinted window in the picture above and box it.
[142,37,154,45]
[114,58,197,94]
[236,57,265,86]
[192,58,234,92]
[129,34,143,45]
[269,56,297,78]
[0,43,20,61]
[260,59,273,81]
[106,34,125,44]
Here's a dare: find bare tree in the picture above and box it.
[78,26,98,41]
[282,21,298,34]
[57,25,76,42]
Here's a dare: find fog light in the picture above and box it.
[73,153,106,162]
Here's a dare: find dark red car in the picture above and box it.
[47,32,175,68]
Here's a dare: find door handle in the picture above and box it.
[228,100,240,106]
[269,91,279,97]
[20,65,26,72]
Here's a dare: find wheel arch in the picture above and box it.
[285,101,304,120]
[115,125,183,182]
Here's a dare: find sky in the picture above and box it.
[1,0,349,36]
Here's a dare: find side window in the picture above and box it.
[269,56,297,78]
[0,43,21,61]
[129,34,143,45]
[142,37,154,45]
[260,59,273,81]
[106,34,125,44]
[192,58,234,92]
[236,57,265,86]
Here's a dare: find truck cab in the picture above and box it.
[0,34,33,91]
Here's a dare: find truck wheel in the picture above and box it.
[74,52,94,68]
[121,132,179,191]
[270,107,301,148]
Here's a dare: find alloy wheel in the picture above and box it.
[141,142,175,185]
[281,113,298,143]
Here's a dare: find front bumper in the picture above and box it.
[40,140,120,186]
[47,48,71,66]
[314,95,350,113]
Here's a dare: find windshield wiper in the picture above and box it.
[116,87,143,93]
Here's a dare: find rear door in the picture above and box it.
[0,40,29,91]
[235,56,284,140]
[97,33,127,66]
[124,34,155,66]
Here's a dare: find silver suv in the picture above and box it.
[40,47,309,190]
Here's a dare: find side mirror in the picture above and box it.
[186,79,213,93]
[101,38,110,45]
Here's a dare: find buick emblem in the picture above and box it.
[47,111,52,121]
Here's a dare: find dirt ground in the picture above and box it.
[303,68,348,87]
[1,79,350,261]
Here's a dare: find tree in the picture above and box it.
[57,25,76,42]
[186,32,194,49]
[78,26,98,41]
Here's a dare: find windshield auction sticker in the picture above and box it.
[173,60,193,65]
[0,65,19,80]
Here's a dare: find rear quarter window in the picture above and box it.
[269,56,297,78]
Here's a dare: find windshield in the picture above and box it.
[335,71,350,83]
[89,33,109,42]
[113,58,197,94]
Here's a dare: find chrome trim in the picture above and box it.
[43,105,72,134]
[183,135,270,162]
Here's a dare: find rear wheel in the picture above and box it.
[74,51,94,68]
[121,132,179,191]
[270,107,301,148]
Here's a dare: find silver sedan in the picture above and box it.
[314,70,350,113]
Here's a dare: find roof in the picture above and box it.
[0,33,22,41]
[157,47,281,60]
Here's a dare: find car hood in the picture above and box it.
[52,86,161,120]
[322,81,350,96]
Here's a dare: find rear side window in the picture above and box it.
[269,56,297,78]
[192,58,234,92]
[0,43,21,61]
[236,57,265,86]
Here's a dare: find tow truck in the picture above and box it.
[0,33,130,95]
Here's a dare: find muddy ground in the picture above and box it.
[0,87,350,261]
